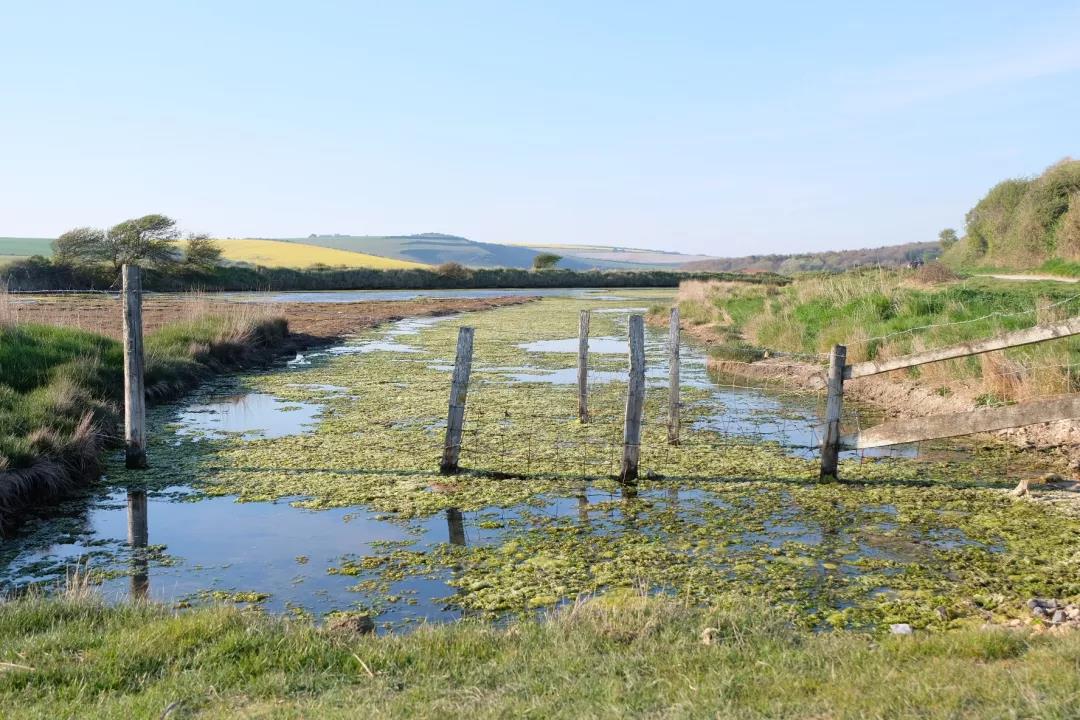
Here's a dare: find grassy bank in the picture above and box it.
[2,256,787,292]
[672,268,1080,402]
[0,307,287,533]
[2,593,1079,719]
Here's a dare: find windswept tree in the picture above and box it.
[52,214,183,271]
[532,252,562,270]
[51,226,107,267]
[183,234,223,269]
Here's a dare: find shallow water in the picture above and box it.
[174,393,323,440]
[220,288,640,304]
[2,290,1039,632]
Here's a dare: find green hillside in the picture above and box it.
[942,157,1080,270]
[0,237,52,257]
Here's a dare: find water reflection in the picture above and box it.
[446,508,466,546]
[127,490,149,600]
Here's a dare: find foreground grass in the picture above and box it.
[2,594,1078,719]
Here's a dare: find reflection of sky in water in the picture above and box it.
[220,288,645,304]
[175,393,322,440]
[0,483,989,631]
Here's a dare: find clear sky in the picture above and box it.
[2,1,1079,256]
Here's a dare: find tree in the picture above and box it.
[532,252,562,270]
[52,214,183,271]
[52,227,106,266]
[183,234,223,269]
[938,228,959,249]
[105,214,181,270]
[436,261,471,280]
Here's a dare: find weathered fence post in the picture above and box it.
[122,264,147,469]
[667,306,680,445]
[577,309,590,422]
[620,314,646,482]
[819,344,847,479]
[440,326,475,474]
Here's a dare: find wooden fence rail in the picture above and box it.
[822,315,1080,478]
[845,317,1080,380]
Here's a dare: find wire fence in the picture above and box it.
[8,282,1079,483]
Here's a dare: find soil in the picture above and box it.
[4,294,538,344]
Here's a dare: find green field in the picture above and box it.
[0,237,52,257]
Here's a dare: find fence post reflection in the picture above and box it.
[127,490,149,600]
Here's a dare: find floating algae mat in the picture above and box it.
[3,289,1079,633]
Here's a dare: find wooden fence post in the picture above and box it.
[440,326,475,474]
[578,310,590,422]
[667,306,680,445]
[620,315,646,482]
[122,264,147,469]
[819,344,847,480]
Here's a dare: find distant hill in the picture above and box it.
[682,242,941,274]
[941,157,1080,269]
[521,243,719,270]
[287,233,595,270]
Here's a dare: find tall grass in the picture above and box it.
[677,270,1080,401]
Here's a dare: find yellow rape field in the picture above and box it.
[216,239,428,269]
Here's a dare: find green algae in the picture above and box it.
[101,292,1080,631]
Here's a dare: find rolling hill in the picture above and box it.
[216,239,428,269]
[521,243,719,269]
[292,233,600,269]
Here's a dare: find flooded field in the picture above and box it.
[3,290,1078,633]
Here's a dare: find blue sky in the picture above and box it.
[2,1,1078,256]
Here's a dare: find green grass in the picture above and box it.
[1040,258,1080,278]
[0,316,287,471]
[0,313,288,531]
[672,270,1080,399]
[2,593,1078,719]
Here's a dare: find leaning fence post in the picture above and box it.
[440,326,475,474]
[578,310,590,422]
[620,315,646,482]
[122,264,147,469]
[820,344,847,479]
[667,306,680,445]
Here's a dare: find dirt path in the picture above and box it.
[977,273,1080,283]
